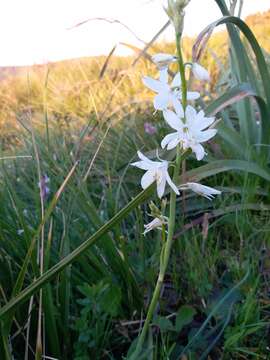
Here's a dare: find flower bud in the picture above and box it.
[178,182,221,200]
[152,53,177,69]
[143,215,168,235]
[164,0,191,34]
[143,217,164,235]
[191,63,210,81]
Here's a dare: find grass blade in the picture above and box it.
[0,185,153,319]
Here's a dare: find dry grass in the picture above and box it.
[0,10,268,146]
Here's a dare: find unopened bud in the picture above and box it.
[143,217,165,235]
[152,53,177,69]
[192,63,210,81]
[149,201,161,218]
[164,0,191,34]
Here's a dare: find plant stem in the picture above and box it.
[132,31,187,360]
[176,32,187,111]
[132,149,181,358]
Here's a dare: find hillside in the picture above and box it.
[246,10,270,52]
[0,10,269,144]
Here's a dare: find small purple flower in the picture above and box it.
[144,122,157,135]
[38,174,50,200]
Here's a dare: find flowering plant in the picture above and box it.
[130,1,221,357]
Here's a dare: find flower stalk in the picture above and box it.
[132,148,182,358]
[132,29,187,360]
[130,3,220,357]
[176,32,187,111]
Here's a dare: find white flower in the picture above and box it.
[151,53,175,84]
[192,63,210,81]
[143,217,167,235]
[178,182,221,200]
[152,53,177,68]
[131,151,179,198]
[161,105,217,160]
[142,71,200,111]
[159,68,169,86]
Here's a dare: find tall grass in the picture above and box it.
[0,1,270,359]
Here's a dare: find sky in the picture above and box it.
[0,0,269,66]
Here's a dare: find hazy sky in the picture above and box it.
[0,0,269,66]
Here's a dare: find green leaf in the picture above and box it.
[205,83,263,117]
[180,159,270,184]
[213,5,270,107]
[175,306,196,333]
[153,315,174,332]
[179,269,250,357]
[126,330,154,360]
[216,123,251,159]
[205,83,269,145]
[43,284,61,358]
[100,284,121,317]
[197,9,270,145]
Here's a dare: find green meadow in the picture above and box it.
[1,2,270,359]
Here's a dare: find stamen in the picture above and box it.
[154,170,163,185]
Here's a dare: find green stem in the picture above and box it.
[132,149,181,358]
[176,32,187,112]
[0,324,11,360]
[131,30,187,360]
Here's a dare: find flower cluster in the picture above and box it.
[131,53,220,206]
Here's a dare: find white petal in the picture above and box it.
[185,105,197,123]
[137,151,150,162]
[159,68,169,84]
[153,92,170,110]
[194,183,221,195]
[131,161,152,170]
[159,161,169,173]
[161,133,178,149]
[195,112,215,130]
[186,182,221,199]
[136,152,156,166]
[152,53,176,64]
[186,91,200,100]
[172,97,184,117]
[165,172,180,195]
[171,72,181,88]
[134,151,164,169]
[192,63,210,81]
[191,143,205,160]
[163,110,183,131]
[178,184,189,190]
[196,109,205,120]
[167,136,181,150]
[143,217,163,235]
[142,76,167,93]
[157,174,166,198]
[141,170,155,189]
[196,129,217,143]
